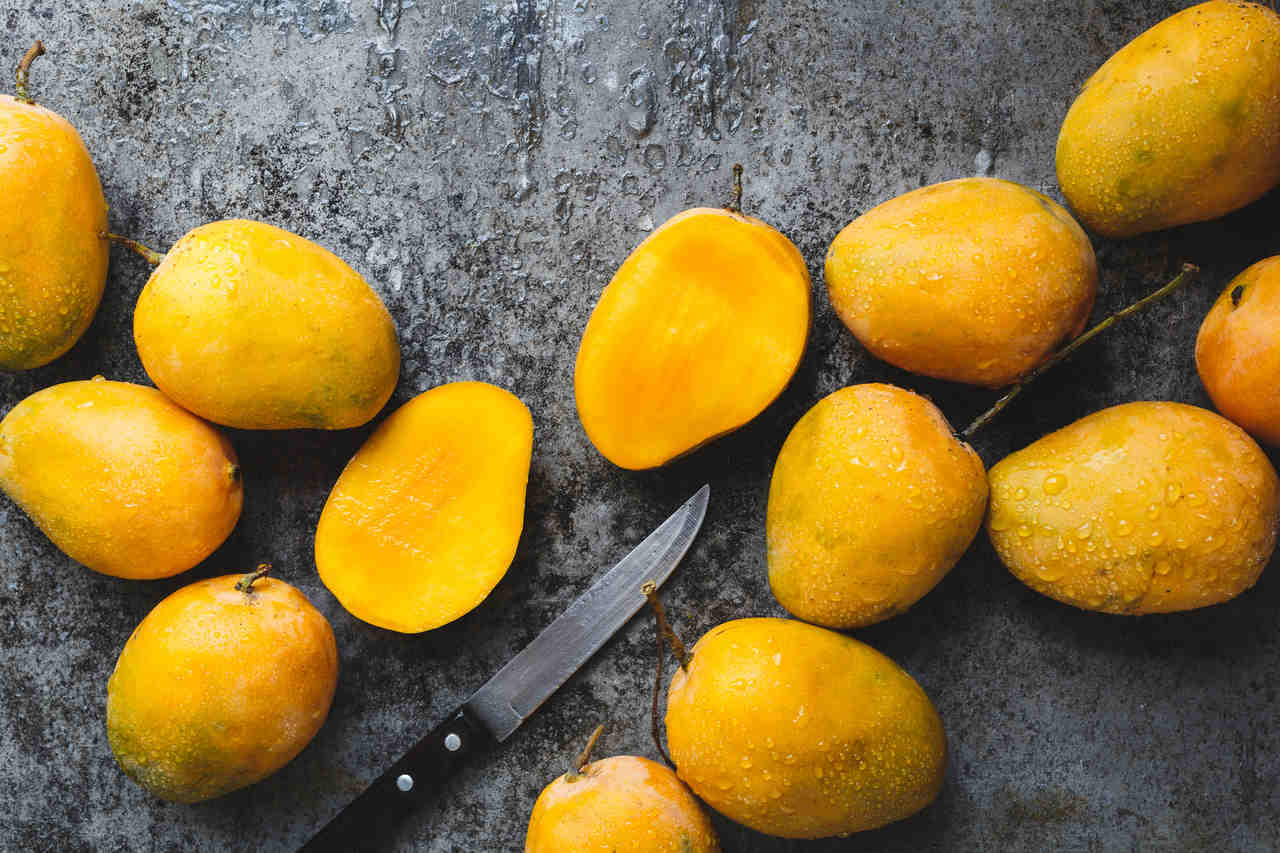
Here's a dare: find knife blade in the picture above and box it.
[299,485,710,852]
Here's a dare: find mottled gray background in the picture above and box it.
[1,0,1279,850]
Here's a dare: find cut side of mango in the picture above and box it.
[315,381,533,633]
[575,207,811,470]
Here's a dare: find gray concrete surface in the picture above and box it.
[2,0,1279,850]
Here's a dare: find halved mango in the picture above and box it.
[315,381,533,632]
[575,207,810,470]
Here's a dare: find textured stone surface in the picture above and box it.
[1,1,1279,850]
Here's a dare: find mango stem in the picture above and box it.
[15,40,45,105]
[642,580,688,769]
[962,262,1199,438]
[235,563,272,594]
[564,724,605,783]
[104,233,166,266]
[726,163,744,214]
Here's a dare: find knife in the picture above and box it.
[299,485,710,851]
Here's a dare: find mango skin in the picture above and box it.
[576,207,810,470]
[988,402,1280,614]
[316,381,533,633]
[825,177,1097,387]
[1056,1,1280,238]
[768,384,987,629]
[0,95,109,369]
[525,755,721,853]
[134,219,400,430]
[0,379,242,579]
[666,618,946,840]
[106,572,338,803]
[1196,257,1280,445]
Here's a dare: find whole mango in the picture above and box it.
[1196,257,1280,445]
[133,219,400,430]
[666,618,946,839]
[987,402,1280,613]
[107,566,338,802]
[1056,1,1280,237]
[0,378,242,579]
[825,177,1097,387]
[767,383,987,629]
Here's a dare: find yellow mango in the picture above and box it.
[316,381,533,632]
[0,47,109,369]
[133,219,400,430]
[107,566,338,802]
[525,754,720,853]
[1196,257,1280,445]
[825,177,1097,387]
[575,207,810,470]
[987,402,1280,614]
[666,618,946,839]
[1056,1,1280,237]
[0,378,242,579]
[767,384,987,629]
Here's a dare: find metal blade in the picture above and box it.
[464,485,709,742]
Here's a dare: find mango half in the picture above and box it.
[988,402,1280,614]
[575,208,810,470]
[1056,1,1280,237]
[134,219,400,430]
[316,381,533,632]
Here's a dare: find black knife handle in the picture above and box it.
[300,707,495,852]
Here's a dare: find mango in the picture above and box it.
[133,219,400,430]
[107,565,338,802]
[0,378,241,579]
[0,45,109,369]
[666,618,946,839]
[987,402,1280,614]
[767,384,987,629]
[1196,257,1280,445]
[526,754,720,853]
[316,381,533,632]
[825,177,1097,387]
[575,207,810,469]
[1056,1,1280,237]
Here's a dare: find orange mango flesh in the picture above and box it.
[987,402,1280,614]
[1056,1,1280,237]
[525,755,721,852]
[767,384,988,629]
[106,572,338,803]
[825,177,1097,387]
[0,94,109,369]
[666,618,946,839]
[575,207,810,470]
[1196,257,1280,445]
[316,381,533,633]
[0,379,242,579]
[134,219,400,430]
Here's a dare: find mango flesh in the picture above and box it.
[0,94,109,369]
[825,177,1097,387]
[106,571,338,803]
[767,383,987,629]
[575,207,810,470]
[987,402,1280,614]
[666,618,946,839]
[134,219,400,430]
[316,381,533,633]
[1196,257,1280,445]
[1056,1,1280,238]
[0,378,242,579]
[525,755,721,853]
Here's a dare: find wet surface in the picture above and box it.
[1,1,1279,850]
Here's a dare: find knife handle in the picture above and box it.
[299,707,495,852]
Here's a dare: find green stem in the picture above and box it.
[726,163,744,215]
[962,262,1199,438]
[15,41,45,105]
[235,563,272,594]
[104,233,166,266]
